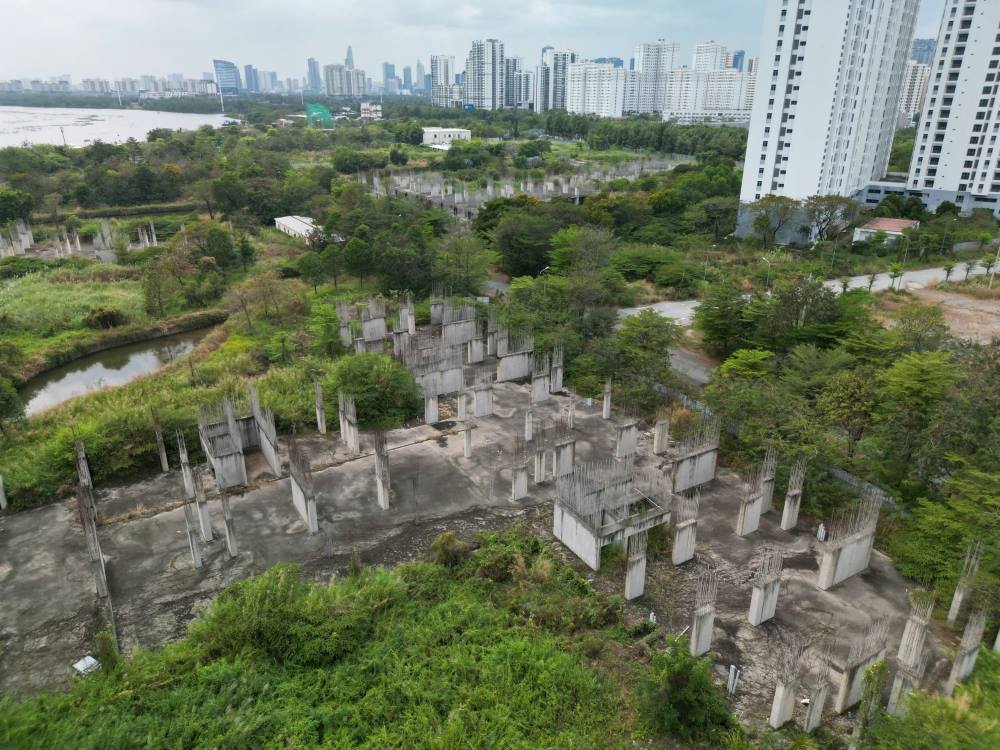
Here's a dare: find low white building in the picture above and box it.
[852,217,920,244]
[274,215,317,240]
[422,127,471,146]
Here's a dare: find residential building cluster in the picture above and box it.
[740,0,1000,231]
[421,37,758,124]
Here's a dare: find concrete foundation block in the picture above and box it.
[511,465,529,501]
[424,395,439,425]
[652,419,669,455]
[780,492,801,531]
[802,683,828,733]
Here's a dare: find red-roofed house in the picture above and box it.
[852,217,920,244]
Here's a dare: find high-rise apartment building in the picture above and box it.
[324,64,365,96]
[463,39,505,110]
[382,63,396,83]
[533,63,552,112]
[731,50,746,72]
[345,46,355,70]
[897,60,929,129]
[504,56,522,107]
[307,58,322,92]
[430,55,455,107]
[212,59,241,94]
[548,50,577,111]
[910,37,937,65]
[907,0,1000,207]
[512,69,534,109]
[633,40,679,113]
[567,62,626,118]
[402,66,412,90]
[739,0,919,204]
[692,41,730,73]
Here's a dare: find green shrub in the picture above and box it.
[637,635,733,742]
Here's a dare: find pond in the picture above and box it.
[19,328,212,415]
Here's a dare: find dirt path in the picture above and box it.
[910,287,1000,343]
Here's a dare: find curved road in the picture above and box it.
[618,262,989,327]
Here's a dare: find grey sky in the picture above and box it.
[4,0,946,81]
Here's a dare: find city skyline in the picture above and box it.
[2,0,947,81]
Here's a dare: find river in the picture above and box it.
[19,328,212,415]
[0,106,232,147]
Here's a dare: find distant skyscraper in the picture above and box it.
[402,66,413,90]
[731,50,746,72]
[464,39,505,110]
[592,57,624,68]
[910,37,936,65]
[897,59,929,128]
[415,59,426,90]
[382,62,396,83]
[307,58,322,92]
[430,55,455,107]
[345,46,355,70]
[212,59,241,94]
[243,64,259,93]
[740,0,918,204]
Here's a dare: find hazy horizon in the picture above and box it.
[3,0,946,82]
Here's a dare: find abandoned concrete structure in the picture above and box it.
[816,488,884,590]
[780,458,806,531]
[888,591,933,715]
[946,540,982,624]
[945,610,988,697]
[832,619,889,713]
[691,569,718,657]
[747,548,783,626]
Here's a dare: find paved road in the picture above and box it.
[619,262,990,327]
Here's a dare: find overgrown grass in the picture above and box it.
[0,532,635,749]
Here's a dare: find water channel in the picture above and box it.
[19,328,212,416]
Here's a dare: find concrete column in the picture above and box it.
[736,495,762,537]
[424,395,439,425]
[511,464,529,501]
[315,381,326,434]
[602,379,612,419]
[407,310,416,335]
[549,363,563,393]
[834,651,885,713]
[897,615,929,670]
[180,455,195,500]
[995,626,1000,655]
[374,446,391,511]
[887,671,916,717]
[0,474,6,510]
[467,337,484,363]
[802,682,828,733]
[531,373,550,403]
[193,472,213,542]
[672,519,697,565]
[155,425,169,473]
[653,419,670,455]
[463,421,473,458]
[690,605,715,657]
[748,579,781,626]
[566,402,575,429]
[457,391,468,421]
[182,502,203,569]
[533,451,546,483]
[625,531,648,601]
[221,492,237,558]
[614,423,638,460]
[781,490,801,531]
[769,679,798,729]
[525,409,533,441]
[553,439,575,477]
[947,584,966,625]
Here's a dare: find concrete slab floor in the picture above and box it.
[0,383,617,695]
[0,383,952,737]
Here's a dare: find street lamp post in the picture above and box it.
[761,256,773,291]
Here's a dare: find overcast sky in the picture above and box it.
[4,0,946,81]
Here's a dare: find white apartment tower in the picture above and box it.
[567,62,626,118]
[430,55,455,107]
[693,41,731,73]
[633,40,680,113]
[908,0,1000,203]
[464,39,505,110]
[549,50,578,111]
[739,0,919,203]
[898,60,930,129]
